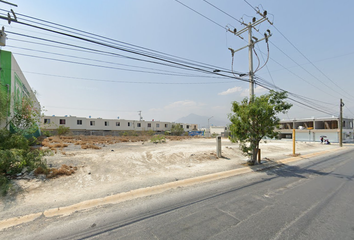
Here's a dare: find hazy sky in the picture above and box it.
[1,0,354,123]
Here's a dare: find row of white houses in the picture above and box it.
[41,115,198,133]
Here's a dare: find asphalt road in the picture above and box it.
[3,147,354,240]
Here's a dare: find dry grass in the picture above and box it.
[41,135,194,151]
[46,165,77,178]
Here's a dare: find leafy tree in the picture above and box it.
[171,124,184,136]
[228,90,292,165]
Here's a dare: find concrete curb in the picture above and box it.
[0,147,346,231]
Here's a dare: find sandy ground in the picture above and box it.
[0,138,338,220]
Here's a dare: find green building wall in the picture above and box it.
[0,50,41,137]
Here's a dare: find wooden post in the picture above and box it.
[257,149,261,163]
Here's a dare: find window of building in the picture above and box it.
[180,125,183,128]
[156,123,160,128]
[343,121,346,127]
[77,120,82,125]
[59,119,66,125]
[105,121,109,126]
[186,125,189,129]
[44,119,50,124]
[90,121,95,126]
[137,123,141,127]
[116,122,120,126]
[165,124,168,128]
[148,123,151,128]
[128,122,131,127]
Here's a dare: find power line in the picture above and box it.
[5,24,248,80]
[202,0,242,24]
[241,2,354,102]
[22,71,236,85]
[269,41,351,100]
[10,9,232,73]
[272,24,354,100]
[7,44,227,77]
[174,0,226,30]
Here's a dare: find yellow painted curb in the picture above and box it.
[0,146,346,231]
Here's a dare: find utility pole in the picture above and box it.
[138,111,142,121]
[228,11,272,101]
[339,99,344,147]
[248,23,254,99]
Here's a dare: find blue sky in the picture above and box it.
[2,0,354,123]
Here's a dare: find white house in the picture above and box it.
[41,115,197,135]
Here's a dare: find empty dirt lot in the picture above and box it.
[0,136,338,220]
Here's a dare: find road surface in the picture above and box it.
[2,147,354,239]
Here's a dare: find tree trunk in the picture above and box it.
[250,140,260,165]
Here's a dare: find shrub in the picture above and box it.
[0,175,10,196]
[146,130,154,136]
[42,130,51,137]
[0,129,50,195]
[57,125,70,136]
[0,129,29,151]
[151,135,166,143]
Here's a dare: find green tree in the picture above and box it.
[228,91,292,165]
[171,124,184,136]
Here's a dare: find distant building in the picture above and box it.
[0,50,41,136]
[278,117,353,143]
[41,115,197,135]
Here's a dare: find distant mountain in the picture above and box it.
[175,114,229,128]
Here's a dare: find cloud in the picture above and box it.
[241,86,268,97]
[164,100,198,110]
[254,86,267,94]
[218,86,243,96]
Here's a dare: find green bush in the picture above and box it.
[150,135,166,143]
[0,129,29,150]
[57,125,70,136]
[42,130,51,137]
[0,129,49,196]
[146,130,155,136]
[0,175,10,196]
[171,124,184,136]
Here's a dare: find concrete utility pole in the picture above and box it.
[340,99,344,147]
[248,23,254,99]
[228,11,272,101]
